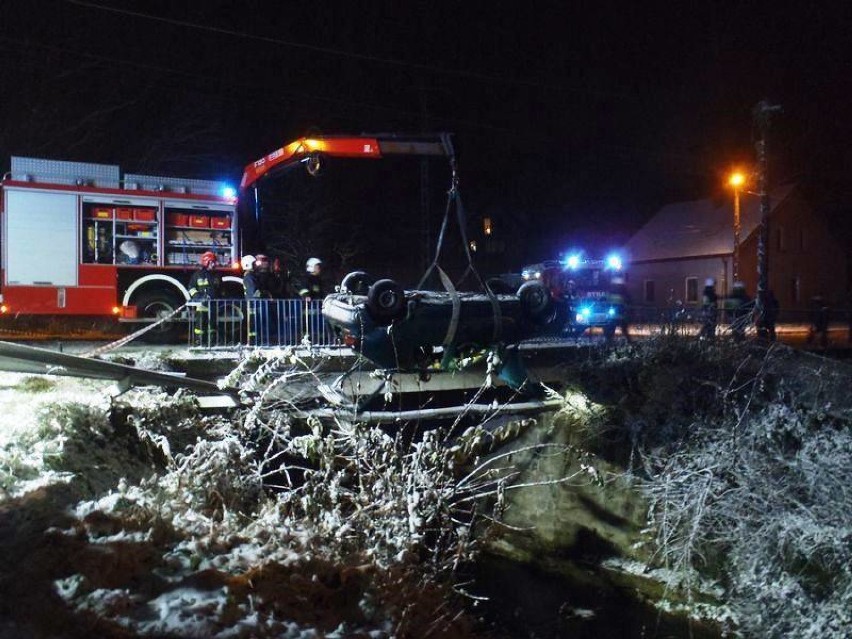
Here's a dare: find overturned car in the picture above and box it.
[322,272,565,371]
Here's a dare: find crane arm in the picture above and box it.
[239,134,452,191]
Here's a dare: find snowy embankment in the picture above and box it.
[1,339,850,639]
[0,357,502,638]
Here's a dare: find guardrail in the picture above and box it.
[187,299,338,348]
[186,298,852,349]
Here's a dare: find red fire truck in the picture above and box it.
[0,157,242,329]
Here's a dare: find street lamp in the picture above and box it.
[728,171,746,281]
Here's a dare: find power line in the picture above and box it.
[64,0,630,99]
[0,35,515,135]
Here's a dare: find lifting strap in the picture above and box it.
[416,153,503,348]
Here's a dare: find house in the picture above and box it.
[624,185,849,318]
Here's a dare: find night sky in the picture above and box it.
[2,1,851,280]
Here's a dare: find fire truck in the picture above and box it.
[0,156,241,331]
[521,252,627,337]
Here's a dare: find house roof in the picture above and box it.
[625,184,796,262]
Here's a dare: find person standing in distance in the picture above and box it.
[298,257,327,343]
[188,251,221,346]
[699,277,718,340]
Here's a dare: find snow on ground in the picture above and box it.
[0,371,113,496]
[0,361,481,638]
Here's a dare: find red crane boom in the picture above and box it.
[239,134,452,191]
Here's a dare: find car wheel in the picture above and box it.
[366,279,405,322]
[341,271,375,295]
[518,281,552,320]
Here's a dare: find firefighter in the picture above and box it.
[298,257,326,301]
[725,281,751,341]
[607,275,631,341]
[255,254,281,345]
[242,254,264,345]
[298,257,326,343]
[699,277,718,340]
[270,256,293,298]
[807,294,830,349]
[188,251,221,346]
[269,257,302,345]
[756,289,780,342]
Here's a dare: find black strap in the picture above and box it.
[416,159,503,344]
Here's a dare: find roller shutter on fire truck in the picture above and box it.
[5,189,78,290]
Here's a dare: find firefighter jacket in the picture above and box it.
[189,267,220,301]
[298,274,326,300]
[242,271,268,299]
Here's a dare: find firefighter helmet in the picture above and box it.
[306,257,322,273]
[241,255,256,271]
[705,277,716,287]
[200,251,217,268]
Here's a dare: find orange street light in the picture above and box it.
[728,171,747,281]
[729,172,746,188]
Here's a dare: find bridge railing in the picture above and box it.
[187,299,338,348]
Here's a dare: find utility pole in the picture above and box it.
[752,99,782,331]
[420,84,431,273]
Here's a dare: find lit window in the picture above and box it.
[483,217,493,236]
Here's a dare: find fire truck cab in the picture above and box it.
[0,157,240,329]
[521,253,627,337]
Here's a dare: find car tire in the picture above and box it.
[341,271,375,295]
[366,279,405,322]
[518,281,552,320]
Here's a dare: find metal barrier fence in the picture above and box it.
[187,299,338,348]
[186,298,852,349]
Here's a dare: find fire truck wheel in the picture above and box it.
[341,271,375,295]
[366,279,405,323]
[135,290,182,342]
[518,281,553,320]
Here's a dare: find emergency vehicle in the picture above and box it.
[521,252,627,337]
[0,157,241,330]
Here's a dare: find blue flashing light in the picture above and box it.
[580,306,592,317]
[565,253,582,270]
[607,306,616,317]
[606,253,623,270]
[221,185,237,200]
